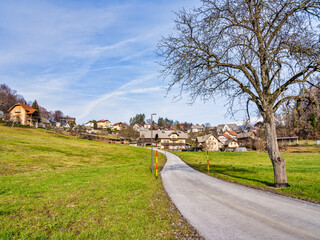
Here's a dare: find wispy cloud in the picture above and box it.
[77,73,164,121]
[0,0,240,125]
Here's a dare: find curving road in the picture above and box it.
[159,150,320,240]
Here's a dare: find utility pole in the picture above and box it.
[150,113,156,173]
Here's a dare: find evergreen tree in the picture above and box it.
[31,100,41,122]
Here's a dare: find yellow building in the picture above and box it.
[97,120,111,129]
[140,130,189,150]
[8,103,39,126]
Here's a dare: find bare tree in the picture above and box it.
[281,84,320,139]
[118,126,140,139]
[39,106,52,120]
[157,0,320,187]
[0,84,26,113]
[52,110,64,122]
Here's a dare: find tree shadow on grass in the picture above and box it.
[189,163,274,187]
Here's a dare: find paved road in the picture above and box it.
[159,150,320,240]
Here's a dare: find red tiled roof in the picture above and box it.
[97,120,109,123]
[8,102,37,114]
[113,122,122,126]
[222,133,232,139]
[227,130,238,136]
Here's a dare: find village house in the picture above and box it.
[144,123,152,130]
[144,122,159,130]
[61,122,71,128]
[218,133,233,144]
[224,139,239,151]
[59,117,76,125]
[225,130,238,139]
[85,121,95,128]
[196,134,222,151]
[132,123,145,132]
[140,130,189,150]
[217,123,239,134]
[8,102,39,126]
[236,131,261,147]
[97,120,111,129]
[112,122,125,131]
[191,124,205,133]
[246,126,260,133]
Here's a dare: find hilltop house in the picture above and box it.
[133,124,145,132]
[112,122,125,131]
[196,134,222,151]
[85,121,95,128]
[59,117,76,125]
[8,102,39,126]
[191,124,205,133]
[140,130,189,150]
[97,120,111,129]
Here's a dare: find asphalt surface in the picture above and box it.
[159,150,320,240]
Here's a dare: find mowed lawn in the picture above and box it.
[178,149,320,203]
[0,126,197,239]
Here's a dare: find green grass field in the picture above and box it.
[0,126,199,239]
[178,149,320,203]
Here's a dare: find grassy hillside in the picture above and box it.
[0,126,200,239]
[178,150,320,203]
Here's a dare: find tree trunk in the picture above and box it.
[264,111,289,188]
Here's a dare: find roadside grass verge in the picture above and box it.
[0,126,200,239]
[177,150,320,203]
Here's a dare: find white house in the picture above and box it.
[217,123,239,134]
[133,124,146,132]
[112,122,125,131]
[196,134,222,151]
[218,133,233,144]
[191,125,205,133]
[224,139,239,151]
[85,121,94,128]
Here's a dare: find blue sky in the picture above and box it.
[0,0,246,125]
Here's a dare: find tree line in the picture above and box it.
[129,113,193,129]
